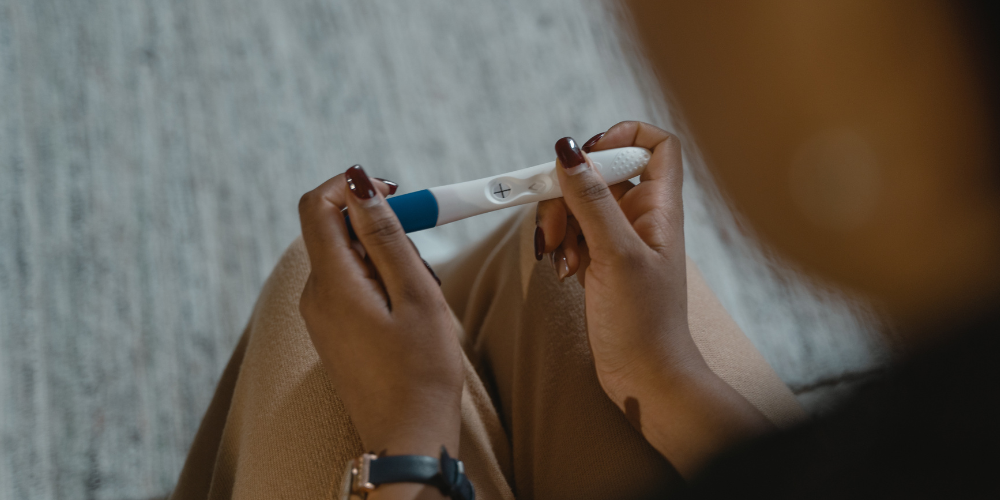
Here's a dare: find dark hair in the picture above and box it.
[956,0,1000,163]
[957,1,999,85]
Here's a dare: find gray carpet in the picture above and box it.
[0,0,887,498]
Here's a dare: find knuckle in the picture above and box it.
[301,274,339,309]
[577,179,612,205]
[396,281,427,306]
[429,299,453,326]
[298,191,318,215]
[357,213,404,242]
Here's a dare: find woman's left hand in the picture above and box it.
[297,165,464,461]
[534,122,773,477]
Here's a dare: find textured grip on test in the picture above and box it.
[597,147,650,183]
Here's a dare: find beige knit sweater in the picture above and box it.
[171,208,803,500]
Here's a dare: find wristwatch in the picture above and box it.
[339,446,475,500]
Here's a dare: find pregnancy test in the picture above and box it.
[350,147,651,234]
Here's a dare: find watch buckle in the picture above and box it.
[352,453,378,494]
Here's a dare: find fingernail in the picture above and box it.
[346,165,378,201]
[555,137,586,173]
[582,132,604,153]
[534,226,545,261]
[554,248,569,281]
[374,178,399,195]
[422,258,442,286]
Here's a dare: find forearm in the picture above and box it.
[626,358,775,479]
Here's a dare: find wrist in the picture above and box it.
[356,387,462,456]
[362,411,461,458]
[598,323,708,407]
[369,432,460,459]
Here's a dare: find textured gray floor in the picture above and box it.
[0,1,887,498]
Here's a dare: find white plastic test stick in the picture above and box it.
[352,147,652,234]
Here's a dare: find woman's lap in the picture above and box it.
[171,207,802,500]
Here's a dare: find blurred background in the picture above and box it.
[0,0,885,498]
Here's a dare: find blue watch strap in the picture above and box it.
[367,455,439,485]
[364,447,475,500]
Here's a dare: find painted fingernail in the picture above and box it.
[422,258,442,286]
[555,137,586,173]
[374,178,399,195]
[346,165,377,200]
[553,248,569,281]
[582,132,605,153]
[534,226,545,261]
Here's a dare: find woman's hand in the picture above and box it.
[297,166,463,467]
[537,123,691,400]
[536,122,773,477]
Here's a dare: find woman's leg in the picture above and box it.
[170,239,514,500]
[440,207,804,500]
[173,206,802,500]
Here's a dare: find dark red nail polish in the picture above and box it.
[422,258,442,286]
[582,132,605,153]
[346,165,377,200]
[374,178,399,195]
[534,226,545,261]
[555,137,584,169]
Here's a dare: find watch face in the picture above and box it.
[339,460,355,500]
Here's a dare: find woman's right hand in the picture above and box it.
[536,121,773,477]
[297,166,465,493]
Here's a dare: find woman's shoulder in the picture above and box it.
[689,314,1000,499]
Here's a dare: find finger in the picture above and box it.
[298,173,361,280]
[595,120,674,152]
[373,178,400,196]
[581,132,606,153]
[590,122,684,251]
[536,198,568,255]
[343,165,438,302]
[554,137,638,257]
[361,252,388,300]
[576,238,592,288]
[582,120,673,154]
[599,121,682,200]
[551,246,569,282]
[299,173,398,273]
[561,221,582,279]
[537,178,631,260]
[405,237,442,286]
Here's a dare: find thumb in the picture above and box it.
[555,137,638,258]
[344,165,438,302]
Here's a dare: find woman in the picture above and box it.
[170,121,803,500]
[297,125,784,497]
[172,0,999,498]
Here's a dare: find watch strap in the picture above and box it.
[358,447,474,500]
[438,447,475,500]
[368,455,439,485]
